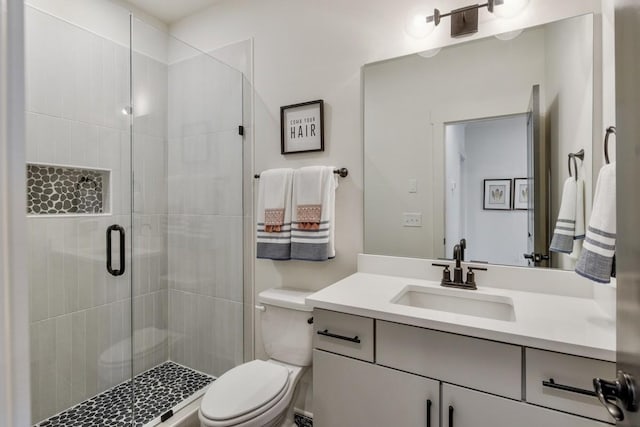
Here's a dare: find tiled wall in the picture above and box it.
[166,44,245,377]
[26,6,168,423]
[131,19,170,378]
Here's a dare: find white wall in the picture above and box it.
[459,116,529,266]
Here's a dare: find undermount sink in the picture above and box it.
[391,285,516,321]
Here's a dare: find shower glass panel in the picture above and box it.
[130,18,245,425]
[25,4,134,425]
[27,4,245,426]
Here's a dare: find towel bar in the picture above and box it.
[254,167,348,179]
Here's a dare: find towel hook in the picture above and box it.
[568,149,585,181]
[604,126,616,164]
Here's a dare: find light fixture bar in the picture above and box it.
[426,0,506,37]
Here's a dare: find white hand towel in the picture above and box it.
[550,177,578,253]
[256,168,294,260]
[576,163,616,283]
[569,174,586,259]
[291,166,338,261]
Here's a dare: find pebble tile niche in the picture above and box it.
[27,164,109,215]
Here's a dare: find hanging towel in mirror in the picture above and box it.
[291,166,338,261]
[257,168,294,260]
[550,175,585,254]
[575,163,616,283]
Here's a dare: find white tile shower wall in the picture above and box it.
[167,49,244,377]
[168,289,243,377]
[25,6,169,423]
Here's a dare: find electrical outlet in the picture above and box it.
[403,212,422,227]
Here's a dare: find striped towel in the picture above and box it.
[576,163,616,283]
[291,166,338,261]
[256,169,294,260]
[550,176,585,254]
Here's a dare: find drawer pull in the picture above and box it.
[317,329,361,343]
[542,378,597,397]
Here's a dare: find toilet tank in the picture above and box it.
[258,288,314,366]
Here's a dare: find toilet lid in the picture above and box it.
[201,360,290,421]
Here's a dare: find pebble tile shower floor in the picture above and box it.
[34,362,214,427]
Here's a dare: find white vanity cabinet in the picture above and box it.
[312,309,614,427]
[314,350,440,426]
[443,384,609,427]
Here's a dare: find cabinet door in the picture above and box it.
[442,384,611,427]
[314,349,439,427]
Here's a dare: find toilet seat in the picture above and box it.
[200,360,290,426]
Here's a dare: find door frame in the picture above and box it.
[0,0,31,425]
[615,0,640,424]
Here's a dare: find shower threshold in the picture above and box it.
[34,361,215,427]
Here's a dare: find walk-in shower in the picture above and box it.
[25,3,250,425]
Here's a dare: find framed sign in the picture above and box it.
[512,178,529,210]
[281,100,324,154]
[483,179,512,210]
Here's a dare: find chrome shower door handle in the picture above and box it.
[106,224,125,277]
[593,371,638,421]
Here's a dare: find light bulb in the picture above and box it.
[493,0,529,19]
[405,9,436,39]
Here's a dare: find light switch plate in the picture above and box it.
[408,179,417,193]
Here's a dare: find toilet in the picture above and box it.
[199,288,314,427]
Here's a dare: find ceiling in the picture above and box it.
[122,0,226,24]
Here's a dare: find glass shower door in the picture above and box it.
[130,17,245,425]
[26,5,135,426]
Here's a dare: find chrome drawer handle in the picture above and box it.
[317,329,361,343]
[542,378,597,397]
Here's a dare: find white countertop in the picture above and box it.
[306,272,616,361]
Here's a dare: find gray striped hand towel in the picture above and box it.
[256,168,294,260]
[575,163,616,283]
[550,176,585,254]
[291,166,338,261]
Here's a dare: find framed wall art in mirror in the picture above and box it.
[483,179,512,211]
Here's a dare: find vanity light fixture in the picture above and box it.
[423,0,529,38]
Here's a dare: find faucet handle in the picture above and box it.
[465,266,487,288]
[432,263,452,283]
